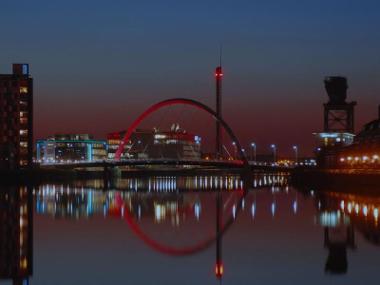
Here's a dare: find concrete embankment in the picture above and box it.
[291,168,380,190]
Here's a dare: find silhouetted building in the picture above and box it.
[0,186,33,284]
[107,124,201,160]
[314,76,356,168]
[0,64,33,170]
[323,77,356,133]
[36,134,107,163]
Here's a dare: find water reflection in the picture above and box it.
[1,174,380,284]
[0,186,32,285]
[35,174,287,222]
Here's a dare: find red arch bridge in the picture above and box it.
[41,98,292,174]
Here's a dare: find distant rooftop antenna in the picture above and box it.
[219,44,223,67]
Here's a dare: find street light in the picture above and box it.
[232,142,237,159]
[250,142,256,162]
[270,144,276,164]
[293,145,298,165]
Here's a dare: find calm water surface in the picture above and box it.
[1,174,380,285]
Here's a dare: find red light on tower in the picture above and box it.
[215,66,223,78]
[215,262,224,279]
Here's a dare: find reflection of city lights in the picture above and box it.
[363,206,368,216]
[347,203,352,213]
[138,205,142,220]
[194,203,201,220]
[374,208,379,220]
[293,200,298,214]
[271,202,276,217]
[320,211,339,227]
[251,203,256,219]
[155,205,166,222]
[232,205,237,219]
[340,200,345,211]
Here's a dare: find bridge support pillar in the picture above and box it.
[103,165,121,190]
[242,167,253,190]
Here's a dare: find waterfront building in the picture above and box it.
[337,105,380,168]
[107,124,201,160]
[107,129,153,160]
[36,134,107,163]
[0,64,33,170]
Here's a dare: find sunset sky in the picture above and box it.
[1,0,379,156]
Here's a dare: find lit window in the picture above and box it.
[20,87,28,94]
[20,142,28,148]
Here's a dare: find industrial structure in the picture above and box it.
[0,64,33,170]
[314,77,357,167]
[36,134,107,163]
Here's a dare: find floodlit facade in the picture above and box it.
[0,64,33,169]
[107,124,201,160]
[36,134,107,163]
[107,129,153,160]
[337,106,380,168]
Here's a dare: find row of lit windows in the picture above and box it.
[108,139,121,145]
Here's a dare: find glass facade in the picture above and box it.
[36,134,107,163]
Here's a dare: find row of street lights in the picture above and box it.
[232,142,299,163]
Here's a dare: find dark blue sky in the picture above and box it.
[1,0,379,155]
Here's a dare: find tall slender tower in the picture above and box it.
[215,64,223,158]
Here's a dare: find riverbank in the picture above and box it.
[291,168,380,190]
